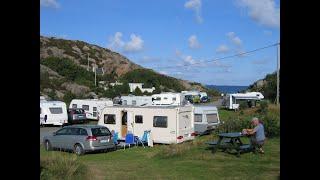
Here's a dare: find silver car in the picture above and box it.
[43,125,116,155]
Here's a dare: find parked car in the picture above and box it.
[43,125,116,155]
[67,108,87,124]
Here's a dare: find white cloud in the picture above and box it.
[40,0,60,8]
[226,32,242,46]
[263,30,273,36]
[123,34,144,52]
[188,35,201,49]
[216,44,230,53]
[108,32,144,53]
[159,71,168,75]
[184,55,197,65]
[184,0,203,23]
[236,0,280,28]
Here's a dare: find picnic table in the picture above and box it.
[206,132,252,157]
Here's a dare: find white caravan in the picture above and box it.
[98,105,195,144]
[151,92,187,106]
[194,105,220,135]
[120,95,152,106]
[40,100,68,126]
[69,98,113,120]
[223,92,264,110]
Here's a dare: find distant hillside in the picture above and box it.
[206,85,248,94]
[40,36,219,102]
[246,71,278,102]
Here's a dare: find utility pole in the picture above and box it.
[276,43,280,105]
[87,53,89,71]
[94,67,97,87]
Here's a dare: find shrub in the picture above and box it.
[40,153,87,179]
[260,113,280,137]
[239,101,249,109]
[257,100,269,114]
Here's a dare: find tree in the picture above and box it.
[133,87,143,96]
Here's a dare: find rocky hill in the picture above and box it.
[40,36,219,103]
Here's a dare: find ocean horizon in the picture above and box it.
[206,85,248,94]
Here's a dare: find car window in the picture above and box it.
[56,128,69,135]
[70,128,80,135]
[79,128,88,136]
[91,127,111,136]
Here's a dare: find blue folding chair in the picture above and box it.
[135,131,150,148]
[113,132,119,145]
[124,133,135,150]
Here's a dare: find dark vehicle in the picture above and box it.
[200,96,209,103]
[185,95,201,104]
[43,125,116,155]
[68,108,87,124]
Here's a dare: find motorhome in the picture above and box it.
[69,98,113,120]
[120,95,152,106]
[40,100,68,126]
[194,105,220,135]
[151,92,187,106]
[199,92,209,103]
[98,105,195,144]
[181,91,201,103]
[222,92,264,110]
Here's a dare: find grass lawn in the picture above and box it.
[40,135,280,180]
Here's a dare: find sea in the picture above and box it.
[206,85,248,94]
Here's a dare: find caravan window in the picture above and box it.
[104,114,116,124]
[93,107,97,111]
[123,100,127,105]
[172,97,176,101]
[132,100,137,106]
[194,114,202,122]
[82,105,89,111]
[164,97,168,100]
[72,104,77,108]
[49,107,63,114]
[152,97,161,101]
[135,115,143,124]
[206,114,218,123]
[93,107,97,117]
[153,116,168,128]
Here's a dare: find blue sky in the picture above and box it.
[40,0,280,86]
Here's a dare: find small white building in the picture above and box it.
[129,83,155,93]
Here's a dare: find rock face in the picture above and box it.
[40,36,142,77]
[61,82,90,96]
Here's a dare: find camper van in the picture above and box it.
[222,92,264,110]
[69,99,113,120]
[194,105,220,135]
[98,105,195,144]
[181,91,201,104]
[120,95,152,106]
[151,92,186,106]
[40,100,68,126]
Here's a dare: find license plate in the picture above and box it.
[100,140,108,143]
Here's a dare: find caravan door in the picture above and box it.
[127,111,134,134]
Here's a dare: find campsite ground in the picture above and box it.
[40,105,280,179]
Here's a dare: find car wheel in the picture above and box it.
[74,144,84,156]
[44,140,52,151]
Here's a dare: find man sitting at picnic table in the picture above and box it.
[242,117,266,154]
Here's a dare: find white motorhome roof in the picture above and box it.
[230,92,264,99]
[40,101,66,106]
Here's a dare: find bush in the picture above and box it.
[239,101,249,109]
[257,100,269,114]
[40,153,87,179]
[260,113,280,137]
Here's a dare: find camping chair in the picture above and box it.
[123,133,135,150]
[113,132,119,145]
[134,131,149,148]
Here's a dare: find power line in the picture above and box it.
[152,42,280,70]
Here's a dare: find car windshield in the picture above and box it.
[91,127,111,136]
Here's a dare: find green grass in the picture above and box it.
[40,135,280,180]
[41,105,280,179]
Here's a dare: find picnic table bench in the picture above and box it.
[206,132,252,157]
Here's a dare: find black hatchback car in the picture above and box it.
[67,108,87,124]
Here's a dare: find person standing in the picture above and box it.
[242,117,266,153]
